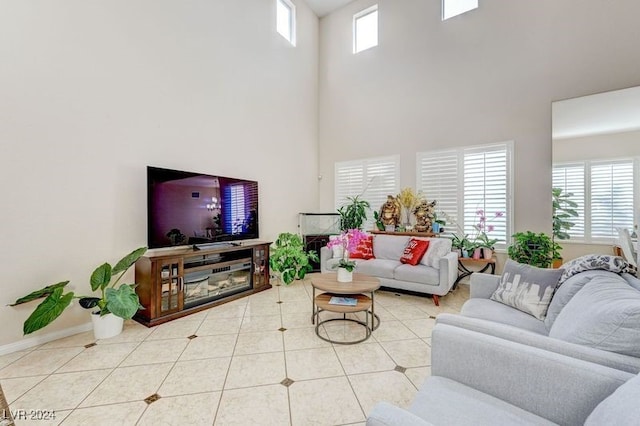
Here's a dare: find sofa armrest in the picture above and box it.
[438,252,458,292]
[435,313,640,374]
[431,323,633,425]
[469,273,500,299]
[367,402,434,426]
[320,246,332,273]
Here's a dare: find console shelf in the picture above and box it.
[134,241,271,326]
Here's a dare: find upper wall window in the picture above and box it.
[442,0,478,20]
[277,0,296,46]
[353,5,378,54]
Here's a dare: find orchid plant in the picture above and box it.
[472,209,504,249]
[326,229,369,272]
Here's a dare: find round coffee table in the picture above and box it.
[311,273,381,344]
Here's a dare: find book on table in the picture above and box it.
[329,296,357,306]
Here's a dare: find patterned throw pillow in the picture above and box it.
[559,254,636,285]
[349,236,374,260]
[491,260,563,320]
[400,238,430,266]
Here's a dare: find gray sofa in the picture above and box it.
[367,322,640,425]
[320,234,458,305]
[444,270,640,374]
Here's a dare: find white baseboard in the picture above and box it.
[0,322,93,356]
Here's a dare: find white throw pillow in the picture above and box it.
[329,235,344,259]
[419,238,452,269]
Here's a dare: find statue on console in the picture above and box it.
[413,199,437,232]
[379,195,401,229]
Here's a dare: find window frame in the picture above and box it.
[416,141,513,250]
[442,0,478,21]
[353,4,379,54]
[334,154,400,232]
[276,0,296,46]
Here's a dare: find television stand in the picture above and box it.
[134,241,271,326]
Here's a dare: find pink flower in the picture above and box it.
[487,225,495,232]
[495,211,504,217]
[476,209,484,216]
[326,229,369,257]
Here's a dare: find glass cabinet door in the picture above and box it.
[158,258,184,315]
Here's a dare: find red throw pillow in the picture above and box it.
[349,236,375,260]
[400,238,430,266]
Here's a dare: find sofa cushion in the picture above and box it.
[410,376,555,426]
[490,260,562,320]
[545,270,624,330]
[420,238,452,270]
[549,276,640,357]
[394,264,440,285]
[373,234,410,260]
[558,254,635,285]
[350,235,374,260]
[400,238,430,266]
[329,235,344,259]
[461,299,549,335]
[585,373,640,426]
[355,259,398,279]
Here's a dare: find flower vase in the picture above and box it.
[337,267,353,283]
[472,248,482,260]
[483,248,493,259]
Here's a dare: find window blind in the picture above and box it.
[552,163,585,239]
[590,160,634,239]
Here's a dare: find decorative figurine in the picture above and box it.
[413,200,437,232]
[379,195,401,228]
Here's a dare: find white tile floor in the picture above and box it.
[0,275,469,425]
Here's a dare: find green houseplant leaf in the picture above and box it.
[112,247,148,275]
[23,288,74,335]
[105,285,139,319]
[90,263,112,292]
[9,281,69,306]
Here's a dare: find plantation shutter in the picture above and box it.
[590,160,635,239]
[417,142,511,249]
[335,155,400,231]
[552,163,585,240]
[417,150,459,228]
[462,145,509,249]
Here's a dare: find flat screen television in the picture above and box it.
[147,166,259,249]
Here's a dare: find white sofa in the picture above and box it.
[320,234,458,305]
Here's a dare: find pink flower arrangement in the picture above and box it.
[473,209,504,248]
[326,229,369,259]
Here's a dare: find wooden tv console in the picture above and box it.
[134,241,271,326]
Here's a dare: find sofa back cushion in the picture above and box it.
[419,238,452,269]
[373,234,410,260]
[549,276,640,357]
[545,270,625,330]
[490,260,562,320]
[585,373,640,425]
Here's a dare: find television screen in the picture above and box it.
[147,166,258,249]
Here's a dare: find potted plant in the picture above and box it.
[325,229,369,282]
[11,247,147,339]
[373,211,385,231]
[508,231,560,268]
[475,233,499,259]
[337,195,370,231]
[432,212,446,233]
[552,187,579,267]
[269,233,319,285]
[450,234,468,257]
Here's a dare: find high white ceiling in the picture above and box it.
[304,0,354,17]
[553,86,640,139]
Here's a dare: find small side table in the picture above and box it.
[454,257,496,288]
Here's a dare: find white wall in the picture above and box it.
[318,0,640,238]
[554,130,640,162]
[0,0,318,347]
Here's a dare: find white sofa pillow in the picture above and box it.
[329,235,344,259]
[420,238,452,269]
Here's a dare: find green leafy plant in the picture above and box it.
[450,234,468,251]
[11,247,147,335]
[337,196,370,231]
[373,211,385,231]
[552,187,579,261]
[269,233,319,285]
[508,232,560,268]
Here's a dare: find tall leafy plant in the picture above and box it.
[11,247,147,335]
[269,233,318,285]
[552,187,579,242]
[337,195,370,231]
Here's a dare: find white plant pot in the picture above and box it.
[337,267,353,283]
[91,312,124,340]
[483,248,493,259]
